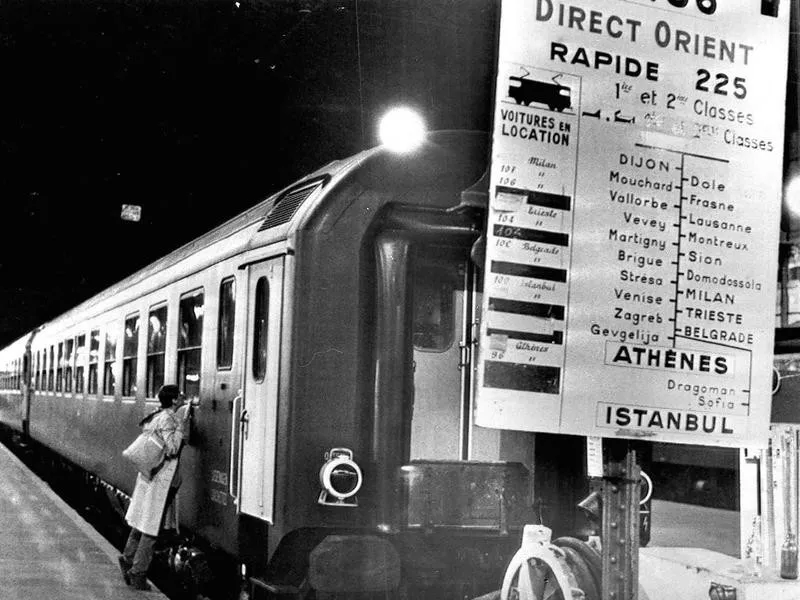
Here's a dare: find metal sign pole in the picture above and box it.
[602,444,640,600]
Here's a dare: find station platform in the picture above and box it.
[0,442,169,600]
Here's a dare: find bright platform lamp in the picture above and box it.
[378,107,426,153]
[785,163,800,241]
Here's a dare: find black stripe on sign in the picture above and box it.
[496,186,571,211]
[487,328,564,344]
[484,361,561,394]
[489,298,565,320]
[491,261,567,283]
[493,224,569,246]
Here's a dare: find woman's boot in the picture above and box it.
[117,556,132,585]
[128,572,151,591]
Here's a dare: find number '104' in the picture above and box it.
[662,0,716,15]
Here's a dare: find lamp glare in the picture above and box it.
[379,108,426,153]
[786,175,800,222]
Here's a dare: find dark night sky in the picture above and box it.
[0,0,498,346]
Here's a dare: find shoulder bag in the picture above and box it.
[122,429,166,479]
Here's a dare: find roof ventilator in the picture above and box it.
[257,178,326,231]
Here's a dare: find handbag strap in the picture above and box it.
[139,408,164,427]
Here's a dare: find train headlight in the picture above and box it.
[378,107,426,153]
[318,448,362,507]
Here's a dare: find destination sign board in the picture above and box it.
[475,0,790,446]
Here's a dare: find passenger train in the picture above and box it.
[0,131,598,599]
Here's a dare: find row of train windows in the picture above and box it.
[0,277,237,398]
[0,358,22,390]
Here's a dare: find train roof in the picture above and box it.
[17,148,372,343]
[5,130,488,348]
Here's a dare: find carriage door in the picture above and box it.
[410,250,472,460]
[239,257,284,521]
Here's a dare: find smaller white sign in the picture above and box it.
[586,437,604,478]
[121,204,142,222]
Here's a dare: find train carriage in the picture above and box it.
[0,131,573,598]
[0,335,30,433]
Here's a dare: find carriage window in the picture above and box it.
[48,345,55,391]
[40,351,45,391]
[104,326,117,396]
[412,263,457,352]
[178,290,204,402]
[75,335,85,393]
[88,329,100,394]
[64,338,74,392]
[122,314,139,397]
[217,277,235,369]
[147,305,167,398]
[35,351,40,390]
[252,277,269,381]
[56,342,64,392]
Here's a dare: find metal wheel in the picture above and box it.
[504,557,569,600]
[500,526,586,600]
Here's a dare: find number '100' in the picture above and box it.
[667,0,716,15]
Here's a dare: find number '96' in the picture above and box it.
[660,0,716,15]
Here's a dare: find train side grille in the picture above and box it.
[258,180,325,231]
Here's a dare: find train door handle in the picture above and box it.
[240,409,250,438]
[458,341,469,369]
[229,391,243,503]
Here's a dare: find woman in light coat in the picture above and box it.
[119,384,191,590]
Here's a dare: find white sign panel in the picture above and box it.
[121,204,142,222]
[476,0,789,447]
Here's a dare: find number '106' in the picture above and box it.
[665,0,716,15]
